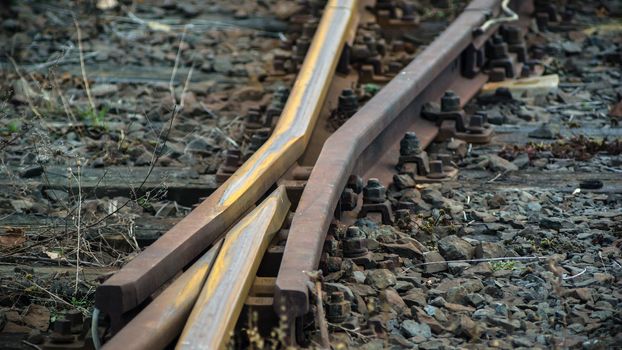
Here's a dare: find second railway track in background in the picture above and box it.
[44,0,618,348]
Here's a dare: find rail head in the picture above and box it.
[95,0,359,327]
[275,0,530,318]
[176,186,291,350]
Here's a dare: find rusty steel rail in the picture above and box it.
[96,0,360,328]
[101,240,223,350]
[177,186,290,350]
[275,0,533,319]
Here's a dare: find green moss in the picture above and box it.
[491,260,517,271]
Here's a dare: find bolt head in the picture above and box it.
[330,291,345,302]
[340,189,358,211]
[363,178,386,203]
[343,238,367,257]
[441,91,461,112]
[53,319,72,335]
[470,114,484,128]
[427,160,446,179]
[326,292,351,323]
[437,154,452,166]
[347,175,364,194]
[400,132,421,156]
[492,42,509,59]
[346,226,362,238]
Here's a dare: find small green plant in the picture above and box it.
[50,309,59,324]
[491,260,517,271]
[363,83,380,96]
[79,106,108,127]
[540,237,553,249]
[71,296,90,309]
[1,120,21,134]
[7,120,20,133]
[136,196,154,211]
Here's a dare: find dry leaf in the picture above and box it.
[147,21,172,32]
[0,228,26,248]
[44,250,61,259]
[96,0,118,10]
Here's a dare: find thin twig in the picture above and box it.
[598,251,608,275]
[69,162,83,295]
[487,172,502,183]
[29,280,88,313]
[562,268,587,280]
[327,322,373,340]
[7,56,43,119]
[169,25,189,105]
[415,255,547,266]
[21,340,43,350]
[74,19,96,114]
[82,45,192,230]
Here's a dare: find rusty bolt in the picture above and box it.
[401,4,415,21]
[427,160,446,179]
[504,26,524,45]
[274,86,290,104]
[326,291,351,324]
[561,9,574,22]
[531,45,546,59]
[468,114,485,133]
[279,37,293,50]
[490,36,510,59]
[392,40,405,52]
[351,44,371,60]
[65,309,83,327]
[245,109,263,126]
[273,56,285,71]
[217,149,241,183]
[224,149,241,167]
[437,154,452,167]
[266,87,289,121]
[543,3,558,21]
[296,35,311,51]
[376,39,387,57]
[489,67,506,82]
[440,90,461,112]
[337,89,358,117]
[249,131,269,149]
[343,226,367,257]
[340,188,358,211]
[399,131,422,157]
[347,175,364,194]
[521,64,531,78]
[535,12,549,30]
[303,19,319,37]
[388,61,402,74]
[363,178,386,204]
[50,318,74,344]
[53,319,72,335]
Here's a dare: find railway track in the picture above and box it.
[44,0,617,348]
[95,0,527,347]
